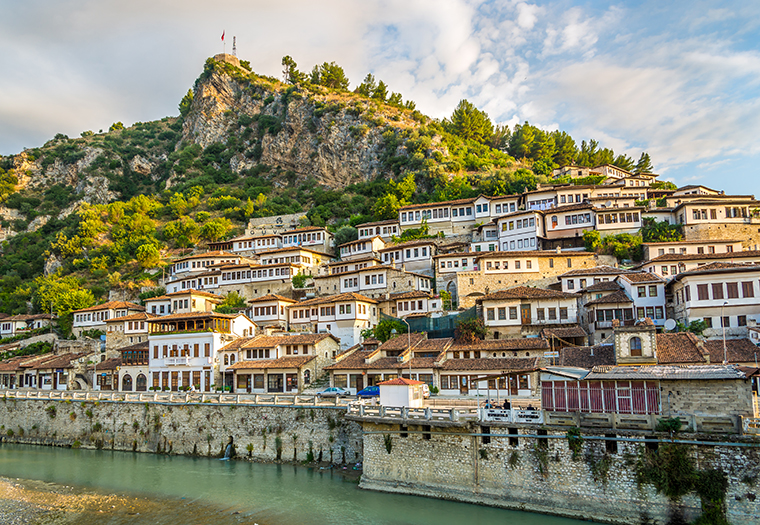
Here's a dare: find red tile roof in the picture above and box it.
[655,333,707,364]
[479,286,577,301]
[584,290,632,305]
[439,357,539,371]
[73,301,143,314]
[247,294,296,303]
[703,339,760,364]
[379,377,425,386]
[229,355,316,370]
[291,292,378,307]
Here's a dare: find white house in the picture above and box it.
[496,210,543,252]
[478,286,579,338]
[247,294,296,329]
[356,220,400,241]
[378,240,436,276]
[281,226,334,255]
[338,236,386,261]
[287,292,379,349]
[72,301,145,337]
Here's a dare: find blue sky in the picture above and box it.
[0,0,758,196]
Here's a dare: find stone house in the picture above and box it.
[113,341,149,392]
[324,256,383,276]
[258,247,328,275]
[167,262,301,299]
[641,239,742,261]
[558,264,631,293]
[594,206,643,237]
[144,289,222,316]
[225,333,340,394]
[454,250,601,308]
[105,312,156,351]
[477,286,579,339]
[356,219,400,241]
[541,202,594,250]
[146,311,256,392]
[313,265,433,304]
[398,198,477,236]
[0,314,53,338]
[669,262,760,339]
[280,226,334,255]
[247,294,296,329]
[638,250,760,279]
[229,233,282,255]
[72,301,145,337]
[495,210,543,252]
[287,292,379,350]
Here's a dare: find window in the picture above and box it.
[567,280,574,290]
[560,308,568,320]
[548,308,557,320]
[722,316,730,328]
[739,315,747,326]
[697,284,709,301]
[509,307,517,320]
[487,309,495,321]
[629,337,642,357]
[567,258,572,268]
[727,282,739,299]
[638,286,646,298]
[712,283,724,300]
[704,317,713,328]
[648,285,657,297]
[498,308,506,320]
[742,282,754,298]
[536,308,545,321]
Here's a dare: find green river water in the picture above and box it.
[0,443,594,525]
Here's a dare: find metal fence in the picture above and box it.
[542,380,661,415]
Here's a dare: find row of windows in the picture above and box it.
[701,316,749,328]
[636,285,659,298]
[501,217,536,231]
[284,232,323,244]
[494,202,517,214]
[636,307,664,320]
[359,225,398,237]
[222,268,291,281]
[251,306,284,317]
[398,300,424,312]
[292,303,368,320]
[503,238,537,250]
[559,193,588,204]
[485,259,533,270]
[263,255,311,265]
[440,259,471,269]
[341,241,372,254]
[486,306,569,321]
[153,343,211,359]
[475,203,489,214]
[75,310,115,323]
[597,212,640,224]
[565,277,609,290]
[678,281,755,303]
[237,238,278,249]
[331,262,371,274]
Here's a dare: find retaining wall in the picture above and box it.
[0,397,362,465]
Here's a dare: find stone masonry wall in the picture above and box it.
[683,222,760,250]
[0,398,362,465]
[359,422,760,525]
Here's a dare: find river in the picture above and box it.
[0,443,594,525]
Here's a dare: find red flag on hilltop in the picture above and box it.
[221,31,225,42]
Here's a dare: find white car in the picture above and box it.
[316,387,350,398]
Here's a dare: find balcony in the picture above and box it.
[165,357,189,366]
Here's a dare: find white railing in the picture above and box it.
[0,389,351,407]
[165,357,189,366]
[481,407,545,424]
[743,417,760,434]
[346,403,480,422]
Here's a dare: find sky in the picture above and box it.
[1,0,759,196]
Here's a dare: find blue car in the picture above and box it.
[356,386,380,398]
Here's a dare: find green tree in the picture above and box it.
[355,73,377,97]
[372,80,388,102]
[135,244,161,268]
[530,129,556,160]
[372,193,402,220]
[613,154,635,172]
[448,100,493,144]
[80,130,94,137]
[550,131,577,166]
[281,55,306,84]
[334,226,358,247]
[641,218,683,242]
[313,62,349,90]
[634,152,654,174]
[292,273,307,289]
[650,181,677,191]
[215,291,247,314]
[509,122,536,159]
[179,89,194,118]
[109,121,124,132]
[163,217,200,248]
[200,218,232,242]
[387,92,403,107]
[490,125,511,152]
[374,318,407,342]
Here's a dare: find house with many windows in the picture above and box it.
[496,210,543,252]
[280,226,334,255]
[378,240,437,276]
[247,294,296,329]
[356,220,400,241]
[287,292,379,349]
[72,301,145,337]
[669,262,760,339]
[338,237,386,261]
[398,198,476,235]
[224,333,340,394]
[478,286,579,339]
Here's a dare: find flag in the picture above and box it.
[221,31,225,42]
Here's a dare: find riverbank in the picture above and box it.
[0,476,263,525]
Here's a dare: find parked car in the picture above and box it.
[356,386,380,398]
[316,387,350,398]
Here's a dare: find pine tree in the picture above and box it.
[634,152,654,174]
[448,100,494,144]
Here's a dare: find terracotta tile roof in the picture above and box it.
[173,251,239,262]
[247,294,296,303]
[91,357,122,370]
[327,256,381,266]
[618,272,665,284]
[379,239,437,251]
[646,251,760,264]
[6,314,53,321]
[559,345,615,369]
[324,353,398,370]
[145,311,236,322]
[291,292,378,307]
[146,289,224,302]
[584,290,632,305]
[338,236,383,248]
[0,356,28,372]
[439,357,539,371]
[560,265,631,277]
[414,338,454,352]
[408,357,439,368]
[281,226,329,234]
[549,202,594,213]
[377,333,426,352]
[451,338,549,351]
[73,301,143,314]
[643,239,742,246]
[220,333,337,351]
[479,286,577,301]
[390,291,434,300]
[356,219,399,228]
[398,198,476,211]
[655,333,707,364]
[117,341,150,352]
[541,326,588,340]
[475,250,594,260]
[31,352,89,370]
[379,377,425,386]
[230,355,316,370]
[580,281,621,292]
[105,312,158,323]
[703,339,760,364]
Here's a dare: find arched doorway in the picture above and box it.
[122,374,133,391]
[136,374,147,392]
[303,369,311,385]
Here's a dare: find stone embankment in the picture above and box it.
[0,396,361,465]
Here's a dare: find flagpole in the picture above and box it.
[222,30,226,54]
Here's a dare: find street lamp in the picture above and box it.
[722,301,728,364]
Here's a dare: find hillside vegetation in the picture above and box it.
[0,54,654,333]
